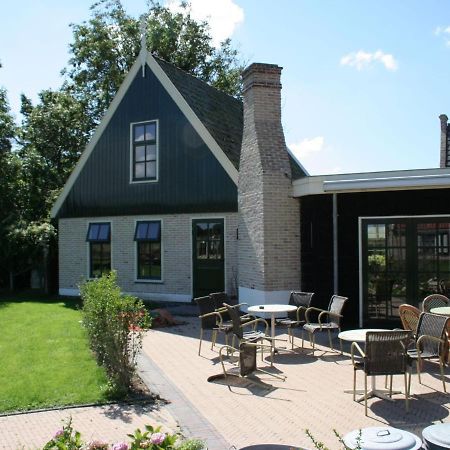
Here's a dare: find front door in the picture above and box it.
[192,219,225,298]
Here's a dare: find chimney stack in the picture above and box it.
[237,63,300,306]
[440,114,449,168]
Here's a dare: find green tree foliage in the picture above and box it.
[64,0,243,123]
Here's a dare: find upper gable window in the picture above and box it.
[131,121,158,182]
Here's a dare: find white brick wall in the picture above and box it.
[59,213,238,302]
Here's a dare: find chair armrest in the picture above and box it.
[199,311,223,326]
[296,306,307,322]
[351,342,365,367]
[305,307,326,324]
[242,318,269,334]
[318,310,342,326]
[416,334,446,354]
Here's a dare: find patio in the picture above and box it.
[141,317,450,449]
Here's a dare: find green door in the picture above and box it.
[192,219,225,298]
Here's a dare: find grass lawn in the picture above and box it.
[0,294,109,413]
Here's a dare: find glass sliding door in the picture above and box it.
[361,217,450,325]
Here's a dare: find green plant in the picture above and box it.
[127,425,179,449]
[305,429,362,450]
[176,439,207,450]
[80,271,151,394]
[43,417,83,449]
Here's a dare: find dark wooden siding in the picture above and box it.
[301,188,450,327]
[58,68,237,218]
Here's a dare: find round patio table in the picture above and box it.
[338,328,399,402]
[430,306,450,315]
[248,304,297,352]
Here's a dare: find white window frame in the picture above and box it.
[134,218,164,283]
[129,119,159,184]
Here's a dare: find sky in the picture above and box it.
[2,0,450,175]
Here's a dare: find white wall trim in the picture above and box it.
[58,287,191,303]
[51,59,142,218]
[238,286,292,311]
[146,54,238,185]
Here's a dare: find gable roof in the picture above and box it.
[51,52,307,218]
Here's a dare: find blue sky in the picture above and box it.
[2,0,450,175]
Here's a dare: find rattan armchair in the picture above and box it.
[276,291,314,349]
[407,312,449,392]
[399,304,421,335]
[422,294,450,312]
[351,331,412,416]
[224,302,275,362]
[195,295,229,356]
[303,295,348,353]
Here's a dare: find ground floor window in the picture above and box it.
[361,217,450,324]
[86,223,111,278]
[135,221,161,280]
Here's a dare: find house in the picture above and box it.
[51,45,450,328]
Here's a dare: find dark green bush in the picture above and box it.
[80,271,151,393]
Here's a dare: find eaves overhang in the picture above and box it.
[292,167,450,197]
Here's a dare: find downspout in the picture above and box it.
[333,193,338,294]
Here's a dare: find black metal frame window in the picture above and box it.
[135,221,161,280]
[132,121,157,181]
[86,223,111,278]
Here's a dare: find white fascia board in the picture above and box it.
[292,168,450,197]
[146,53,238,185]
[51,59,142,218]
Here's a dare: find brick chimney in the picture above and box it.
[237,63,300,306]
[440,114,449,168]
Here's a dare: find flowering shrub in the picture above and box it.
[43,419,206,450]
[79,271,151,394]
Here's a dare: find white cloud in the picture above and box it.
[289,136,325,159]
[166,0,244,48]
[435,26,450,36]
[340,50,398,72]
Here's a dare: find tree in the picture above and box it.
[0,62,16,153]
[64,0,243,124]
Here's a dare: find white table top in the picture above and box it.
[248,304,297,314]
[338,328,391,343]
[430,306,450,315]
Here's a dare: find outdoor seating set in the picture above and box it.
[195,290,450,417]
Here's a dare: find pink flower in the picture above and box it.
[150,432,166,445]
[53,429,64,439]
[112,443,129,450]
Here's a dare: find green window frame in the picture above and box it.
[86,223,111,278]
[135,221,162,280]
[132,121,158,181]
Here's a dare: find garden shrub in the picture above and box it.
[80,271,151,394]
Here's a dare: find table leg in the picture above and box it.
[354,376,401,402]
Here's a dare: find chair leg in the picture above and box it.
[353,370,356,401]
[389,375,393,397]
[416,358,422,385]
[198,328,203,356]
[364,373,368,416]
[440,358,447,393]
[290,328,294,350]
[225,333,229,347]
[310,332,315,350]
[404,372,409,412]
[211,330,217,350]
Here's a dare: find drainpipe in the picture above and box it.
[333,193,338,294]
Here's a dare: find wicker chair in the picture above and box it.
[303,295,348,353]
[399,304,421,335]
[276,291,314,349]
[209,291,253,325]
[351,330,412,416]
[224,302,275,362]
[214,342,286,391]
[407,312,449,392]
[195,295,229,356]
[422,294,450,312]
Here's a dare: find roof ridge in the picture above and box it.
[151,53,242,105]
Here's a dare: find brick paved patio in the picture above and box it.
[141,317,450,449]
